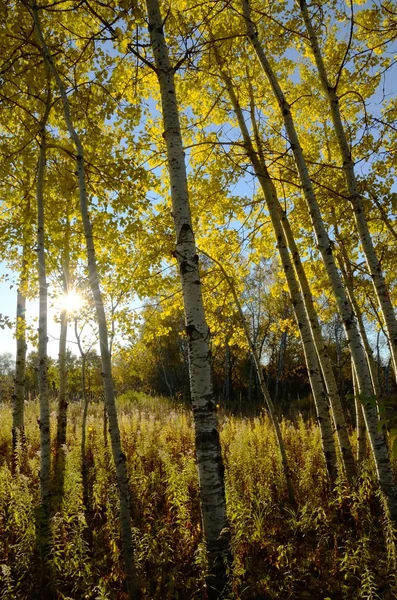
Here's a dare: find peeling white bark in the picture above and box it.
[12,283,27,455]
[146,0,231,594]
[36,82,51,513]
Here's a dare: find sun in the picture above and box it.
[59,289,84,313]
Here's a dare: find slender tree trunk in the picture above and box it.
[352,359,367,463]
[34,75,55,600]
[12,283,27,461]
[224,341,231,403]
[242,0,397,524]
[32,7,139,598]
[247,353,254,403]
[56,219,70,452]
[145,1,232,594]
[275,330,287,406]
[75,319,90,514]
[280,211,356,481]
[36,85,52,519]
[377,330,383,397]
[219,65,338,481]
[335,243,381,399]
[299,0,397,383]
[53,227,70,511]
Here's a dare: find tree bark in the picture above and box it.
[32,6,139,598]
[299,0,397,384]
[219,65,338,481]
[12,283,27,460]
[56,218,70,453]
[352,359,367,463]
[36,81,52,517]
[145,0,232,595]
[242,0,397,523]
[280,211,356,481]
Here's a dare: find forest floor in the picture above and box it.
[0,392,396,599]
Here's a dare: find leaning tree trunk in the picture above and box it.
[241,0,397,523]
[332,219,381,400]
[32,7,139,599]
[145,0,232,595]
[279,210,356,481]
[299,0,397,383]
[220,66,338,481]
[352,359,367,464]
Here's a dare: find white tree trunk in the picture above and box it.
[352,359,367,463]
[36,85,51,515]
[12,284,27,456]
[221,68,338,481]
[146,0,231,594]
[242,0,397,523]
[56,222,70,453]
[32,7,139,598]
[299,0,397,383]
[280,211,357,481]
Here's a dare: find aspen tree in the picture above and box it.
[56,218,70,454]
[31,5,139,598]
[280,211,357,481]
[241,0,397,523]
[145,0,232,595]
[298,0,397,383]
[218,62,338,481]
[36,80,52,517]
[332,211,381,400]
[53,218,70,510]
[12,251,28,457]
[352,359,367,463]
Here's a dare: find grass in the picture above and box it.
[0,392,396,599]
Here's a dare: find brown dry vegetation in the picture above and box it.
[1,393,396,599]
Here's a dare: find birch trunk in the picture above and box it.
[56,307,68,440]
[75,319,90,513]
[242,0,397,523]
[32,7,139,598]
[221,67,338,481]
[56,220,70,452]
[12,284,27,457]
[299,0,397,382]
[336,249,381,398]
[53,248,69,510]
[352,359,367,463]
[145,0,231,594]
[280,211,356,481]
[36,85,52,516]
